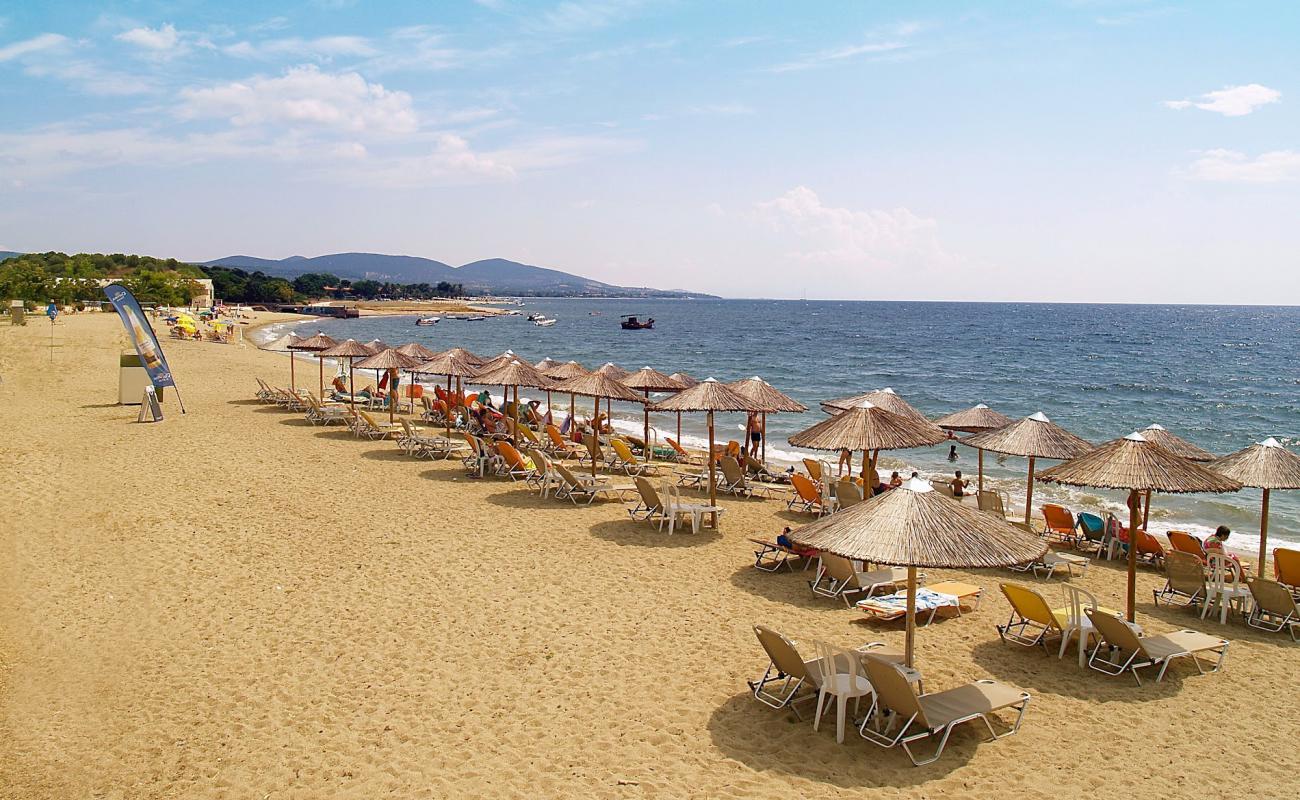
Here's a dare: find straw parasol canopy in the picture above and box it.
[413,350,482,436]
[789,401,946,492]
[548,360,589,380]
[473,359,555,440]
[394,341,440,361]
[263,333,304,390]
[650,378,763,526]
[622,367,686,464]
[668,371,699,387]
[595,362,630,381]
[363,339,391,354]
[934,403,1014,433]
[822,387,927,422]
[355,348,423,422]
[790,476,1047,666]
[289,332,339,398]
[1137,424,1215,462]
[727,376,808,413]
[439,346,484,366]
[1209,437,1300,570]
[1039,431,1242,619]
[320,339,376,408]
[553,371,646,478]
[534,357,560,372]
[962,412,1092,525]
[933,403,1016,493]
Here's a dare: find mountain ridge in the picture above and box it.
[200,252,712,298]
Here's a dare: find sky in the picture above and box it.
[1,1,1298,303]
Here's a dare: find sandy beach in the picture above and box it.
[3,312,1298,799]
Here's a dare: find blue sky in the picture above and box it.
[1,1,1297,302]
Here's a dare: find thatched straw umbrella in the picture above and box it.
[592,363,630,430]
[1134,423,1216,529]
[727,376,808,463]
[413,350,481,438]
[319,339,374,409]
[440,346,485,366]
[789,401,947,494]
[1039,431,1242,620]
[622,367,685,462]
[364,339,390,353]
[354,348,422,422]
[394,341,439,361]
[791,476,1047,667]
[668,372,699,442]
[533,358,560,412]
[262,332,303,391]
[1210,437,1300,571]
[962,412,1092,525]
[473,358,555,442]
[546,360,590,429]
[822,387,927,423]
[649,378,763,527]
[933,403,1015,493]
[289,332,338,399]
[552,372,645,478]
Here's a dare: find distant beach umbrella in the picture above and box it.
[790,476,1047,667]
[320,339,376,409]
[1210,437,1300,572]
[822,387,928,423]
[595,362,630,380]
[479,349,526,372]
[355,348,422,422]
[934,404,1016,493]
[1038,431,1241,620]
[622,366,686,463]
[1133,423,1216,529]
[363,339,391,354]
[728,376,808,464]
[789,400,947,493]
[290,332,338,399]
[553,371,647,478]
[413,350,481,438]
[473,359,556,442]
[394,342,440,361]
[533,358,560,411]
[263,332,303,391]
[650,378,763,526]
[962,412,1092,525]
[667,372,699,442]
[436,346,485,366]
[546,360,590,430]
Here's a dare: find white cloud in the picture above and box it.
[767,24,919,73]
[223,35,376,60]
[116,23,180,52]
[535,0,647,33]
[0,32,67,61]
[178,65,417,135]
[755,186,952,268]
[1183,149,1300,183]
[1163,84,1280,117]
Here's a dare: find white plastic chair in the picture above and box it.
[1058,583,1102,667]
[1204,553,1251,625]
[811,640,875,744]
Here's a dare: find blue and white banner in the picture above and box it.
[104,283,177,389]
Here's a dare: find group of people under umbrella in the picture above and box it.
[264,331,1300,661]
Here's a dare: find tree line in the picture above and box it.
[0,252,466,307]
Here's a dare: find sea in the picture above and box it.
[253,299,1300,551]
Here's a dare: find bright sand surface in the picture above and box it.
[2,313,1298,799]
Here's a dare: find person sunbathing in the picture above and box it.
[775,526,818,558]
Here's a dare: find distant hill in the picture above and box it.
[201,252,712,298]
[0,251,22,263]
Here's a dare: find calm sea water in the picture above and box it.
[261,299,1300,549]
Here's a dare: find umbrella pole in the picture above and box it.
[904,566,918,668]
[676,411,681,442]
[1126,488,1140,622]
[1024,456,1036,526]
[1142,489,1152,530]
[1259,488,1271,576]
[592,396,599,479]
[348,358,355,410]
[318,356,324,400]
[761,412,767,463]
[977,448,984,493]
[388,368,396,423]
[708,410,718,529]
[861,450,870,496]
[290,351,296,392]
[644,389,651,462]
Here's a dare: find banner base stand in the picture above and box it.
[137,386,164,423]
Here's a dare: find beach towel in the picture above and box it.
[857,588,959,614]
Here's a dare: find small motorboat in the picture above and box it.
[527,313,547,322]
[415,317,440,326]
[533,317,557,327]
[620,315,655,330]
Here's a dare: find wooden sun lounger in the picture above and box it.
[748,538,815,572]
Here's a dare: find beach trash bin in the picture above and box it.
[9,300,24,326]
[119,352,162,404]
